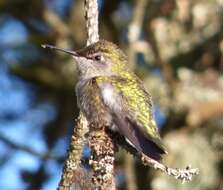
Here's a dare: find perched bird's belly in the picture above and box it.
[76,78,114,128]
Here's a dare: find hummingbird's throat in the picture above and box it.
[41,44,78,56]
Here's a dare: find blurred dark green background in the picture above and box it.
[0,0,222,190]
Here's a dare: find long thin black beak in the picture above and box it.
[41,44,78,56]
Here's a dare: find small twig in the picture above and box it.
[58,113,88,190]
[141,155,199,184]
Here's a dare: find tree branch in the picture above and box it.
[58,113,88,190]
[88,127,117,190]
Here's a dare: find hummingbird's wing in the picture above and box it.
[96,76,167,160]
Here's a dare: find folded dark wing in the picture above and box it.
[114,115,165,160]
[96,76,167,160]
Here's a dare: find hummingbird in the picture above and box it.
[42,40,167,161]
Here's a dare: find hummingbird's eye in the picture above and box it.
[94,55,101,61]
[92,54,105,62]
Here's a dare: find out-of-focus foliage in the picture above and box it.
[0,0,222,190]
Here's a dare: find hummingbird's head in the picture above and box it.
[42,40,129,79]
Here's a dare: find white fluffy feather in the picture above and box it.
[101,84,117,109]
